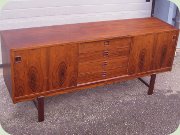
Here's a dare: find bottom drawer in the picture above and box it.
[106,67,128,78]
[78,67,127,84]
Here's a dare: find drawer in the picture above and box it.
[78,71,107,84]
[79,47,130,62]
[79,37,131,54]
[79,57,129,74]
[78,67,128,84]
[106,67,128,78]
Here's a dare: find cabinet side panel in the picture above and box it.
[1,37,12,98]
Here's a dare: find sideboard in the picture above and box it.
[1,17,179,122]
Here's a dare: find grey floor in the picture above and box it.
[0,54,180,135]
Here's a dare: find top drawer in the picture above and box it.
[79,37,131,54]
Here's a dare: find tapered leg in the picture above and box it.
[33,96,44,122]
[138,74,156,95]
[148,74,156,95]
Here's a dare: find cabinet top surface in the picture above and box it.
[1,17,178,50]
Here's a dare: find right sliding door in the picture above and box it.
[152,31,178,70]
[128,31,179,75]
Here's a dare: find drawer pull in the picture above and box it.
[103,51,109,57]
[15,56,22,63]
[102,72,107,77]
[104,41,110,46]
[102,61,108,67]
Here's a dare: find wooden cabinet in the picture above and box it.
[1,18,179,104]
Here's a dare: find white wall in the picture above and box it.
[154,0,180,48]
[154,0,170,23]
[0,0,152,64]
[154,0,177,25]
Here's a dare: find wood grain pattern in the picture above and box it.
[128,34,155,74]
[79,46,130,62]
[48,44,78,90]
[1,17,179,103]
[79,57,128,73]
[79,38,131,54]
[1,17,176,50]
[78,67,128,84]
[12,48,48,98]
[28,66,40,92]
[14,67,172,103]
[153,31,179,69]
[78,37,131,84]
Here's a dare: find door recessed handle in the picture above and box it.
[172,35,177,40]
[15,56,22,63]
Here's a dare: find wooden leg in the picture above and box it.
[138,74,156,95]
[148,74,156,95]
[33,96,44,122]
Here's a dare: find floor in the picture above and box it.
[0,54,180,135]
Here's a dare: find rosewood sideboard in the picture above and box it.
[1,17,179,122]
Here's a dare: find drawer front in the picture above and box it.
[79,57,129,74]
[78,67,128,84]
[79,47,130,63]
[78,37,131,84]
[106,67,128,78]
[79,37,131,54]
[78,71,107,84]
